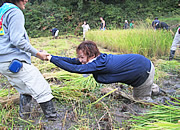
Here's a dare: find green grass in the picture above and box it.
[0,104,40,129]
[153,59,180,83]
[156,60,180,74]
[86,29,172,58]
[0,87,17,97]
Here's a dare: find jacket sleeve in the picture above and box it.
[8,9,38,56]
[50,56,99,74]
[52,55,81,64]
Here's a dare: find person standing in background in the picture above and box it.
[123,20,128,29]
[129,20,135,29]
[169,26,180,60]
[82,21,90,41]
[0,0,58,121]
[152,17,160,30]
[100,17,106,30]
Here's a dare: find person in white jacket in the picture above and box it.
[82,21,90,41]
[0,0,58,121]
[169,26,180,60]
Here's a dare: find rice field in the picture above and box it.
[86,29,173,58]
[0,29,179,129]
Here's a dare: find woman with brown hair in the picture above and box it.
[48,41,159,102]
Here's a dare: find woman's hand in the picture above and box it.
[36,51,50,61]
[47,55,52,61]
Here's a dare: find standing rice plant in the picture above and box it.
[86,29,172,58]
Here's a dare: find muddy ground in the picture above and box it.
[8,70,178,130]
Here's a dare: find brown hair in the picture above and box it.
[2,0,23,4]
[76,41,100,59]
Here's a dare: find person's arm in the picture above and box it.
[87,24,90,30]
[49,55,81,64]
[9,9,38,56]
[50,55,99,74]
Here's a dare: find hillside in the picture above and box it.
[7,0,179,37]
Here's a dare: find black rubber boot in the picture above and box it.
[19,94,32,119]
[39,99,58,121]
[169,50,175,60]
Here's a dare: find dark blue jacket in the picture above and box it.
[152,20,160,28]
[50,53,151,87]
[51,28,58,36]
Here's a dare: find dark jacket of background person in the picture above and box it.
[50,53,151,88]
[51,28,58,36]
[152,19,160,29]
[160,22,169,30]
